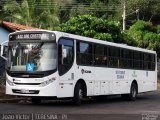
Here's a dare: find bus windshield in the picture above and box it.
[8,42,57,72]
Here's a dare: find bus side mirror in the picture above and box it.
[0,41,8,61]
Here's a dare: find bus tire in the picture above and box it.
[129,83,138,101]
[31,98,41,104]
[121,83,138,101]
[73,83,83,105]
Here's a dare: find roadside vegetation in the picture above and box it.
[0,0,160,58]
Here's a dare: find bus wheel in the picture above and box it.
[73,83,83,105]
[121,83,138,101]
[129,83,138,101]
[31,98,41,104]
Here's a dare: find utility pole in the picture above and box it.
[122,0,126,31]
[136,9,139,20]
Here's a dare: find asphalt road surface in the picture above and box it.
[0,92,160,120]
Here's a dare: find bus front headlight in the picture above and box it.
[6,79,16,86]
[39,78,55,87]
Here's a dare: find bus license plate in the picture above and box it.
[21,89,30,93]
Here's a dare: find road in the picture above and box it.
[0,92,160,120]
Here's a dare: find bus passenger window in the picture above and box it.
[108,47,120,68]
[94,45,105,66]
[77,41,93,65]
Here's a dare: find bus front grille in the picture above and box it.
[12,89,39,94]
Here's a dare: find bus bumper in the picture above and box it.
[6,82,57,97]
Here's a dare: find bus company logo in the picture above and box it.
[81,69,85,74]
[81,69,91,74]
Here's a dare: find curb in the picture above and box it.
[0,98,28,103]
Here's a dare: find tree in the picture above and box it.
[2,0,122,29]
[3,0,35,26]
[33,0,60,30]
[3,0,60,29]
[59,0,121,23]
[157,25,160,34]
[56,15,122,43]
[0,0,8,20]
[128,20,152,47]
[126,0,160,25]
[127,20,160,58]
[121,32,137,46]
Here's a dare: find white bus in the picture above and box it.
[1,30,157,105]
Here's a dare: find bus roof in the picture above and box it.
[10,30,156,54]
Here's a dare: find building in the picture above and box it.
[0,21,40,79]
[0,21,40,43]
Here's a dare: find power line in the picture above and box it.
[0,1,122,12]
[0,1,122,7]
[0,0,122,5]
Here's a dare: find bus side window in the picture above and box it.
[77,41,93,65]
[103,46,108,66]
[133,52,143,69]
[108,47,120,68]
[58,38,74,76]
[149,54,156,71]
[94,45,106,66]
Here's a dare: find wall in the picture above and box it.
[0,27,9,44]
[0,27,9,80]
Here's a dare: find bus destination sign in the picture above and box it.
[10,33,55,41]
[16,33,49,40]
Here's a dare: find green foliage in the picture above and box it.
[3,0,60,29]
[128,20,152,47]
[128,20,152,32]
[121,32,137,46]
[75,0,95,3]
[65,0,121,22]
[94,33,113,42]
[144,32,160,43]
[157,25,160,34]
[128,20,160,58]
[126,0,160,23]
[57,15,160,58]
[1,0,160,58]
[56,15,121,42]
[0,0,7,19]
